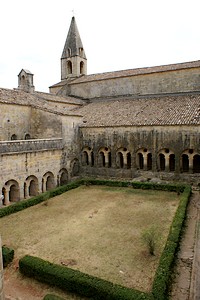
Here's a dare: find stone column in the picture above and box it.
[3,190,9,206]
[165,155,169,172]
[0,236,5,300]
[123,153,127,169]
[24,183,29,199]
[42,178,46,193]
[105,152,109,168]
[143,154,148,171]
[189,156,193,173]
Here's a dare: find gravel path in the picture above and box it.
[170,191,200,300]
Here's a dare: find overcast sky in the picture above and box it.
[0,0,200,92]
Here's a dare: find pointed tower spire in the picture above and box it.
[61,17,87,80]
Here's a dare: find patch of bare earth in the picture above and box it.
[4,259,84,300]
[1,186,180,299]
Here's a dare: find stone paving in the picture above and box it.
[170,191,200,300]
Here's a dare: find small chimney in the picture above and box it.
[18,69,35,92]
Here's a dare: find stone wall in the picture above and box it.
[0,104,31,141]
[0,149,62,189]
[79,125,200,183]
[0,138,63,154]
[70,67,200,99]
[30,108,62,139]
[0,104,63,141]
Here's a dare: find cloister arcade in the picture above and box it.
[2,146,200,206]
[81,146,200,174]
[1,168,70,206]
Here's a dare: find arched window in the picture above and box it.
[29,179,38,196]
[82,151,89,165]
[67,61,72,74]
[193,154,200,173]
[46,175,55,191]
[9,185,19,202]
[4,180,20,203]
[99,152,105,167]
[42,172,55,192]
[80,61,84,74]
[182,154,189,172]
[25,133,31,140]
[118,152,124,168]
[159,154,165,171]
[91,152,94,166]
[169,154,175,172]
[59,169,68,186]
[147,153,152,170]
[21,75,26,85]
[11,134,17,140]
[127,153,131,169]
[138,153,144,169]
[67,48,71,57]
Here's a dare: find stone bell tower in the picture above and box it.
[61,17,87,80]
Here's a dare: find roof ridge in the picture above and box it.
[69,59,200,84]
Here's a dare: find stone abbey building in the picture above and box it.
[1,17,200,205]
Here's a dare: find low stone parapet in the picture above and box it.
[0,138,63,154]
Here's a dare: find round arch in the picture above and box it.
[3,179,20,203]
[98,147,111,168]
[136,148,152,170]
[58,168,68,186]
[24,175,39,198]
[42,172,55,192]
[71,159,80,177]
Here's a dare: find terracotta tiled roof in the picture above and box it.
[76,94,200,127]
[49,79,69,88]
[0,88,82,117]
[69,60,200,84]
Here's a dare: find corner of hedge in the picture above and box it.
[19,255,152,300]
[1,178,191,298]
[2,246,14,268]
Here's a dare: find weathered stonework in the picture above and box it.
[79,125,200,183]
[1,16,200,205]
[68,62,200,99]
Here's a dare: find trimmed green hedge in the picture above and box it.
[0,178,185,220]
[152,185,191,300]
[43,294,65,300]
[2,246,14,267]
[19,255,152,300]
[83,178,186,193]
[2,178,191,299]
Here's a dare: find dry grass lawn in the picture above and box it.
[0,185,180,293]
